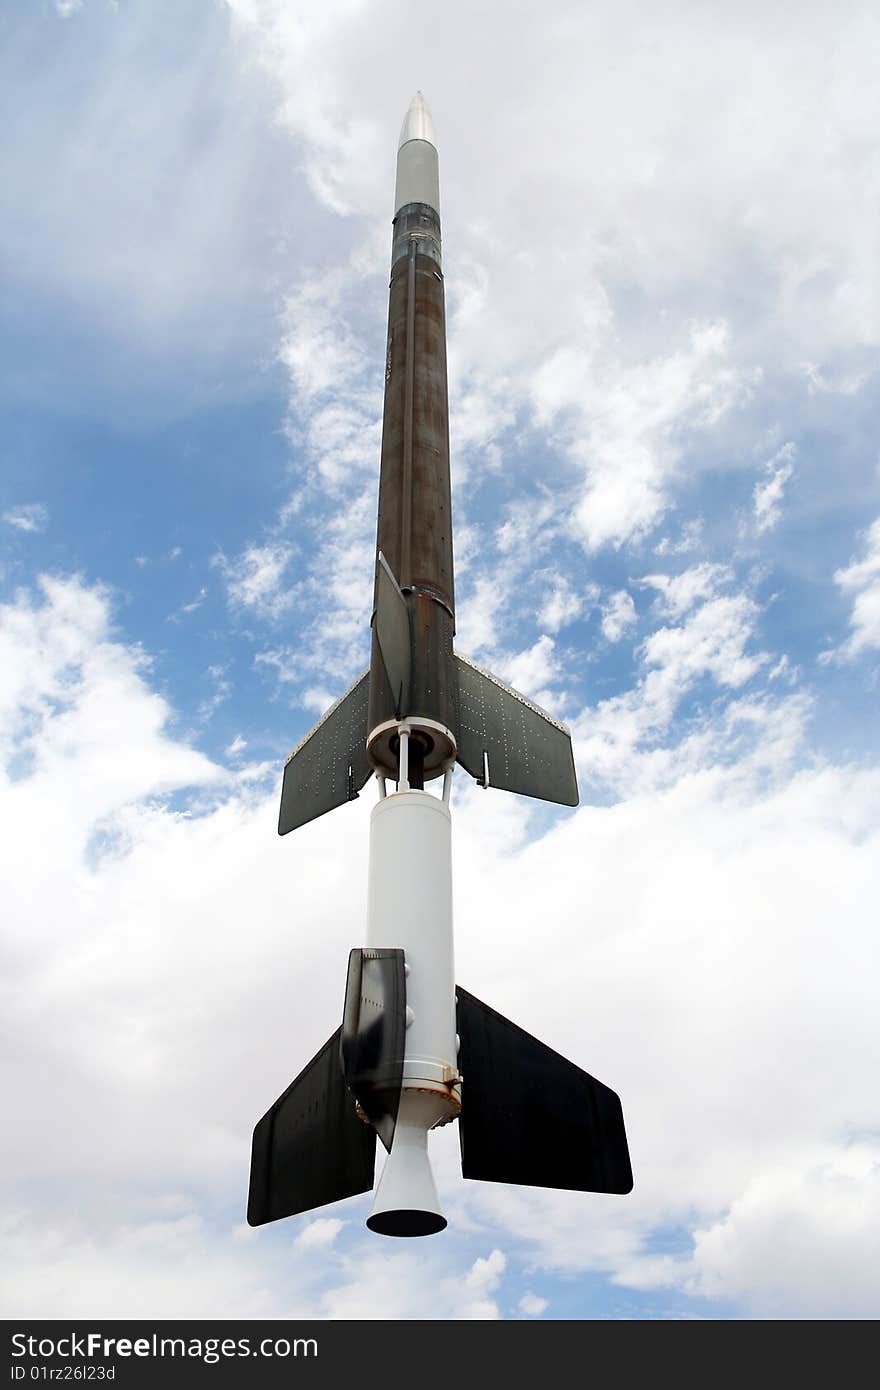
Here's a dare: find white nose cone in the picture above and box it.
[366,1093,447,1237]
[394,92,440,216]
[398,91,437,150]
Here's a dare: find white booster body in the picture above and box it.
[365,789,459,1235]
[366,790,458,1096]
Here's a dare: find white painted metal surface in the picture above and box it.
[367,1092,447,1234]
[394,94,440,214]
[365,785,458,1234]
[394,140,440,216]
[398,91,437,149]
[366,789,458,1095]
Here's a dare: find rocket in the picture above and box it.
[247,95,632,1237]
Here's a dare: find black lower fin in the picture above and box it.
[247,1028,376,1226]
[456,987,633,1195]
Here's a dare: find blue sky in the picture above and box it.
[1,0,879,1319]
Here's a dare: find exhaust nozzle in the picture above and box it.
[367,1092,447,1237]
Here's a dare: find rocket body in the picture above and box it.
[363,103,458,1232]
[247,96,631,1241]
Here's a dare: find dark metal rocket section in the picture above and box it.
[276,156,579,822]
[378,205,453,605]
[369,202,457,747]
[278,671,372,835]
[247,1028,376,1226]
[341,948,407,1153]
[455,987,633,1195]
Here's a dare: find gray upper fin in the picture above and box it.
[454,653,578,807]
[278,670,371,835]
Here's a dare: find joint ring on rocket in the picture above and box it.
[399,1082,461,1124]
[396,1082,460,1126]
[367,717,457,782]
[391,202,442,268]
[399,1058,461,1088]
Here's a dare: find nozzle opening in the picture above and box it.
[366,1209,447,1238]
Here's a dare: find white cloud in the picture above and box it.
[451,754,880,1300]
[538,576,588,634]
[292,503,375,684]
[0,1206,516,1321]
[686,1147,880,1318]
[279,268,371,405]
[168,586,208,624]
[295,1219,345,1251]
[3,503,48,534]
[601,591,637,643]
[0,1212,282,1319]
[518,1292,549,1317]
[254,647,297,683]
[460,1300,503,1320]
[827,516,880,660]
[753,442,796,533]
[0,578,354,1215]
[461,1249,506,1319]
[230,0,880,382]
[768,654,795,684]
[309,1246,508,1320]
[0,575,220,807]
[300,686,338,716]
[226,0,388,220]
[641,563,733,619]
[259,251,385,686]
[181,588,207,613]
[801,361,874,397]
[642,594,765,694]
[496,496,560,557]
[214,544,295,621]
[654,519,705,557]
[225,735,247,759]
[502,635,559,702]
[198,663,232,720]
[465,1248,506,1296]
[575,582,769,793]
[1,0,301,420]
[455,575,507,659]
[567,321,747,550]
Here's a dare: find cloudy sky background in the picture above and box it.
[2,0,878,1320]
